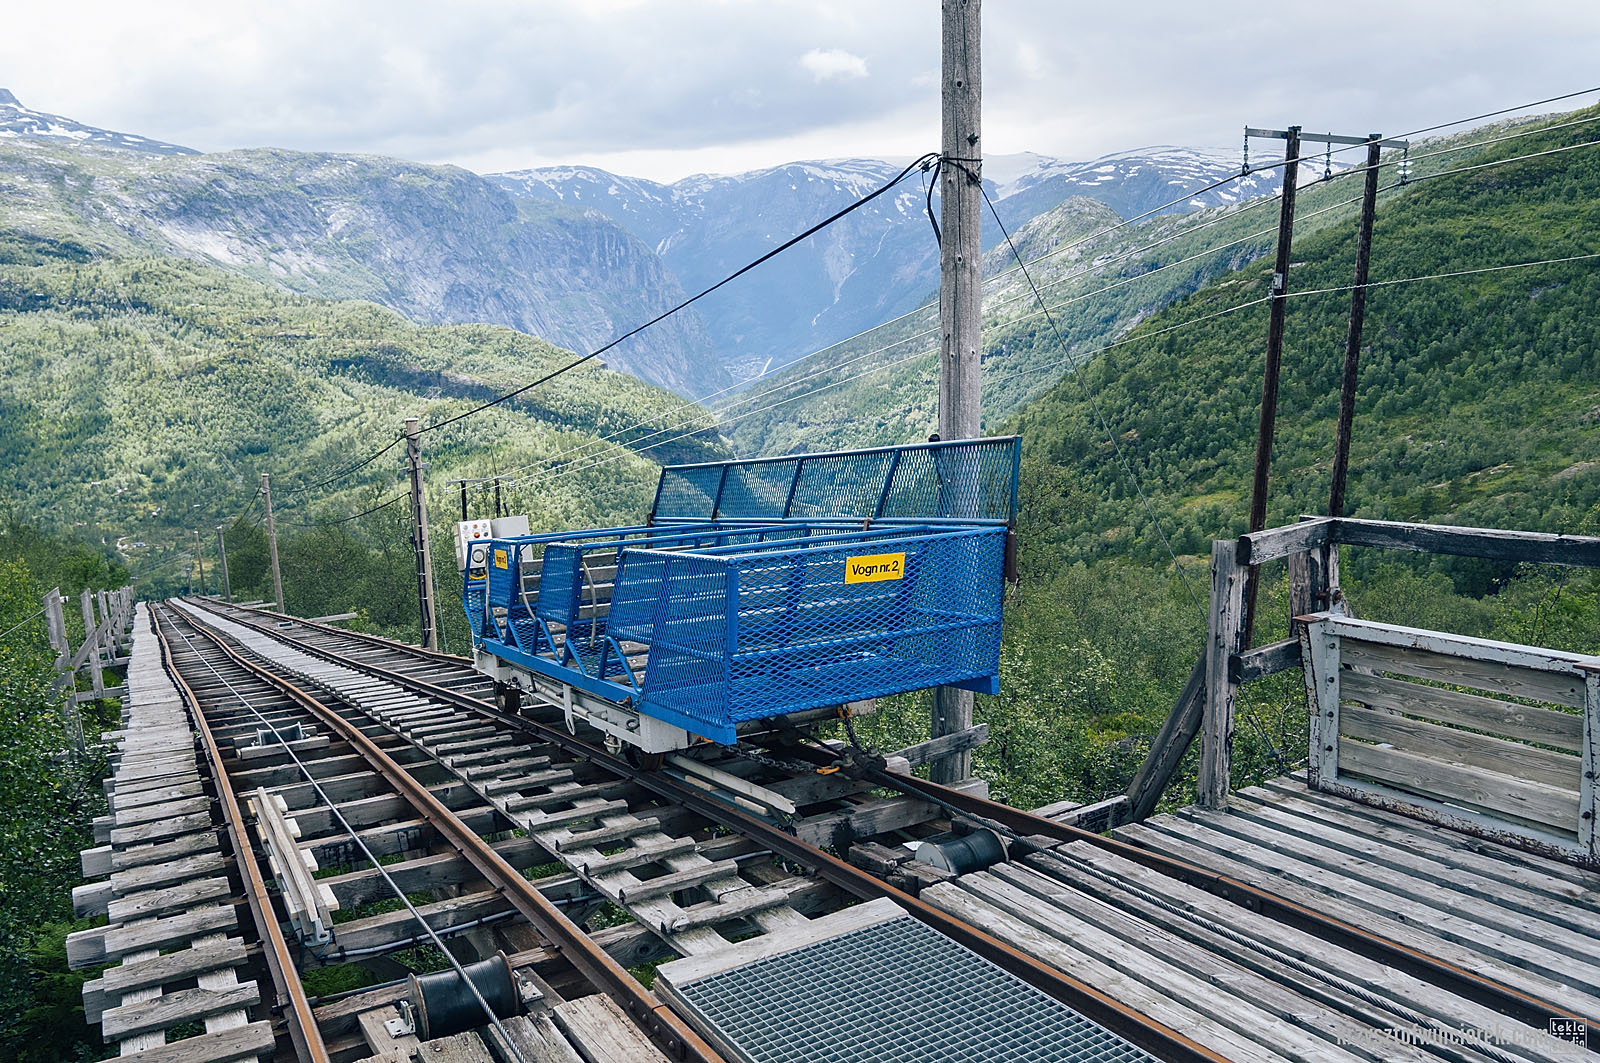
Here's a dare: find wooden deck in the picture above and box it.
[67,604,275,1063]
[923,777,1597,1063]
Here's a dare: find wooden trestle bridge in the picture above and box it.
[62,516,1600,1063]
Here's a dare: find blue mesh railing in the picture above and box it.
[650,436,1021,525]
[621,526,1006,743]
[465,438,1018,744]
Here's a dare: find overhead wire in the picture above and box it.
[354,101,1600,507]
[418,151,940,438]
[161,608,530,1063]
[276,493,408,528]
[515,128,1600,510]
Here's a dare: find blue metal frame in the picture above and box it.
[466,439,1019,745]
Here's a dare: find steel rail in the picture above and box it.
[211,596,1600,1053]
[169,601,727,1063]
[185,599,1229,1063]
[148,606,332,1063]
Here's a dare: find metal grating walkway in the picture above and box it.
[658,901,1159,1063]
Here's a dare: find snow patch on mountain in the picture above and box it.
[0,89,195,155]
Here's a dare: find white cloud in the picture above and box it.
[3,1,1600,182]
[799,48,869,83]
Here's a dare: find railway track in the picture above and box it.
[77,596,1584,1063]
[111,597,1220,1063]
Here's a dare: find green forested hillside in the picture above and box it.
[0,237,723,609]
[0,520,129,1063]
[1010,107,1600,573]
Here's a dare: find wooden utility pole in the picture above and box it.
[216,525,233,603]
[193,529,208,596]
[405,417,440,651]
[261,472,285,612]
[930,0,982,786]
[1241,126,1301,648]
[1328,134,1386,519]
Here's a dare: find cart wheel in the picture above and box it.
[495,682,521,714]
[627,748,664,772]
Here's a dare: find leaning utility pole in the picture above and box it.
[216,524,233,603]
[405,417,440,651]
[1328,133,1392,519]
[930,0,982,786]
[193,529,208,595]
[1240,125,1301,648]
[261,472,285,612]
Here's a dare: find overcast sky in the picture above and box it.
[6,1,1599,182]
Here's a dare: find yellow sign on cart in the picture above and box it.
[844,552,905,583]
[494,549,509,569]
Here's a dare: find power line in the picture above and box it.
[0,608,46,643]
[1284,250,1600,300]
[284,435,404,500]
[1397,85,1600,139]
[277,493,407,528]
[418,152,940,438]
[967,167,1204,610]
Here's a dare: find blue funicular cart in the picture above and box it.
[461,436,1020,755]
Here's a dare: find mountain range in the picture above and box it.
[0,89,1277,398]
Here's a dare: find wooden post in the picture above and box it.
[405,417,440,651]
[193,529,208,596]
[261,472,285,613]
[79,589,104,698]
[1328,134,1383,519]
[1242,126,1301,649]
[44,588,68,668]
[217,525,233,603]
[1581,673,1598,858]
[930,0,983,786]
[1199,540,1247,809]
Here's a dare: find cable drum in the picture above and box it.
[407,952,521,1040]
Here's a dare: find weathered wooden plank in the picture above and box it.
[1201,540,1246,809]
[1341,670,1583,752]
[791,780,989,850]
[1338,633,1586,708]
[109,811,214,847]
[100,980,259,1040]
[1232,638,1301,683]
[1330,517,1600,570]
[101,904,238,962]
[1120,818,1600,1004]
[1236,519,1335,566]
[107,876,233,924]
[1338,740,1580,834]
[1225,789,1600,934]
[1180,805,1600,949]
[1123,655,1206,823]
[1259,776,1600,888]
[414,1031,495,1063]
[551,993,673,1063]
[497,1013,585,1063]
[1340,704,1581,790]
[111,831,221,871]
[920,883,1294,1063]
[93,1021,274,1063]
[976,865,1433,1063]
[1031,843,1594,1063]
[658,897,903,988]
[109,851,226,895]
[886,725,990,768]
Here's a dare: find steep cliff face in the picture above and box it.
[492,150,1280,381]
[0,140,725,394]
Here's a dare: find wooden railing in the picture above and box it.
[1300,613,1596,861]
[1076,517,1600,857]
[42,586,136,749]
